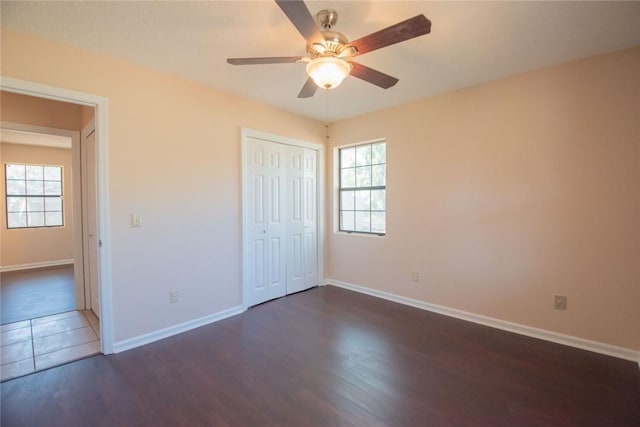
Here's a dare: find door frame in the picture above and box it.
[241,128,325,309]
[0,77,114,354]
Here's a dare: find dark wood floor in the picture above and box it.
[1,286,638,426]
[1,265,76,324]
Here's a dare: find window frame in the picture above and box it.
[4,162,65,230]
[338,140,386,236]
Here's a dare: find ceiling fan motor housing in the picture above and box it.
[316,9,338,30]
[309,31,350,57]
[307,10,358,59]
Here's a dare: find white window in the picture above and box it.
[339,141,386,235]
[5,163,64,229]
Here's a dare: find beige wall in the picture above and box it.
[1,30,324,343]
[328,47,640,350]
[80,105,95,128]
[1,143,74,266]
[1,90,85,130]
[2,29,636,352]
[0,91,84,268]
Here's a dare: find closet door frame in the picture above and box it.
[241,128,324,309]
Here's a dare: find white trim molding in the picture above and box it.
[326,279,640,364]
[0,259,74,272]
[113,306,246,353]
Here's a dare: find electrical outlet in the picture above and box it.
[554,295,567,310]
[411,272,419,282]
[170,291,179,304]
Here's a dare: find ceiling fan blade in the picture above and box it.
[227,56,303,65]
[349,62,399,89]
[275,0,324,46]
[297,77,318,98]
[348,15,431,56]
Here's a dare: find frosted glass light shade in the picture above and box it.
[306,57,351,89]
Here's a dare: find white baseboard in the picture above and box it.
[113,305,245,353]
[0,259,74,272]
[326,279,640,365]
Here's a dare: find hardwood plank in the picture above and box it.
[1,265,76,324]
[1,286,638,426]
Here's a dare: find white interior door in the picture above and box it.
[302,148,318,288]
[245,137,287,306]
[287,146,318,293]
[243,131,320,307]
[286,146,306,294]
[81,123,100,318]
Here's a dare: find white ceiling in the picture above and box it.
[2,1,640,121]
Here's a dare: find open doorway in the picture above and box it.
[0,90,100,380]
[1,127,77,323]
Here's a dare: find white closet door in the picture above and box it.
[245,137,287,306]
[286,146,306,294]
[302,148,318,288]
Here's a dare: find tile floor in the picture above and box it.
[1,310,100,381]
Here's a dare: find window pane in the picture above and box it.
[355,190,370,210]
[45,212,63,227]
[26,180,44,195]
[6,164,25,180]
[27,197,45,212]
[7,196,26,213]
[44,166,61,181]
[8,212,27,228]
[340,147,355,168]
[371,212,386,233]
[355,166,371,187]
[356,145,372,166]
[341,211,355,231]
[5,164,64,229]
[372,165,386,186]
[337,142,385,235]
[44,181,62,196]
[371,143,386,164]
[371,190,385,211]
[26,165,44,180]
[28,212,45,227]
[355,211,371,232]
[45,197,63,212]
[6,180,26,195]
[341,167,355,188]
[340,190,355,210]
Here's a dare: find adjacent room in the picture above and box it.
[1,92,101,379]
[1,1,638,425]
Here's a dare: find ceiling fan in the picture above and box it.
[227,0,431,98]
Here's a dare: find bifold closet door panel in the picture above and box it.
[286,146,306,294]
[286,146,318,294]
[302,148,318,288]
[245,137,287,306]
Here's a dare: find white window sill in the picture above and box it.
[334,231,386,238]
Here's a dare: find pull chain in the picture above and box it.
[324,88,330,142]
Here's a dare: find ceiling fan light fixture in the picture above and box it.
[306,57,352,89]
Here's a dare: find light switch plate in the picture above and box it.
[131,213,142,228]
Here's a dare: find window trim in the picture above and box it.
[337,139,386,236]
[4,162,65,230]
